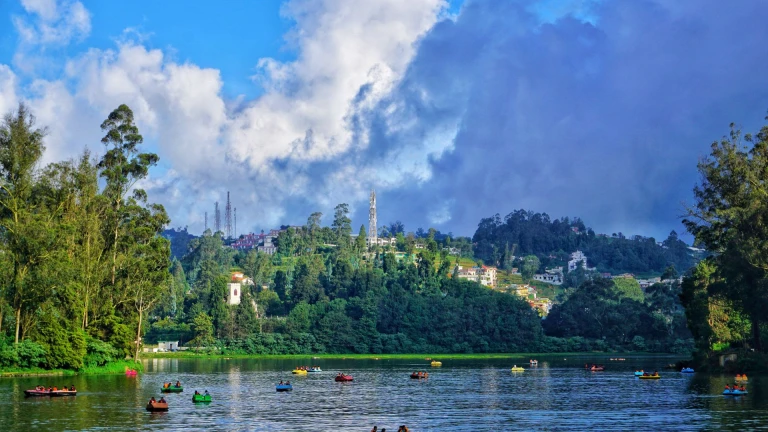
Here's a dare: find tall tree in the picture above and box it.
[0,103,48,343]
[683,120,768,351]
[98,104,159,291]
[332,203,352,247]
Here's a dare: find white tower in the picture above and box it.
[227,283,241,305]
[369,189,377,245]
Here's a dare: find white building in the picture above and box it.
[227,283,241,305]
[567,251,596,272]
[456,265,497,288]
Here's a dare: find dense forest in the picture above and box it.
[473,210,699,275]
[542,277,691,353]
[0,103,169,370]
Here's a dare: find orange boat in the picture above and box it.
[146,400,168,412]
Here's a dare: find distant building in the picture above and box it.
[568,250,588,272]
[534,267,563,285]
[529,298,553,317]
[455,265,497,287]
[227,283,241,305]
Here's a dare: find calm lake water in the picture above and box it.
[1,355,767,431]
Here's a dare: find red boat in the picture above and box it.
[410,373,428,379]
[335,374,354,382]
[588,366,605,371]
[24,389,77,397]
[146,400,169,412]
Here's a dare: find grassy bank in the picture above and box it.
[141,352,677,361]
[0,360,143,378]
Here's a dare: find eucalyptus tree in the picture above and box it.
[97,104,159,291]
[0,103,49,343]
[683,120,768,351]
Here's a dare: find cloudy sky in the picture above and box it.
[1,0,767,241]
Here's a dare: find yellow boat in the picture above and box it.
[510,366,525,372]
[291,369,308,375]
[638,374,661,379]
[735,375,749,382]
[430,361,442,367]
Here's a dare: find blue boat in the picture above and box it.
[634,371,644,376]
[723,389,748,396]
[276,384,293,392]
[681,368,694,373]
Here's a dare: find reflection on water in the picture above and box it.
[1,356,768,430]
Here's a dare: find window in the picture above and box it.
[234,289,238,296]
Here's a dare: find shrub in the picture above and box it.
[84,337,120,367]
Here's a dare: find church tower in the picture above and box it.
[369,189,377,246]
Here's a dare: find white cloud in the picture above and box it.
[15,0,91,46]
[1,0,448,234]
[0,65,19,117]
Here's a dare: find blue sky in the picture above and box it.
[1,0,767,241]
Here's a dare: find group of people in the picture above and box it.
[294,366,320,371]
[412,371,428,378]
[641,371,660,377]
[585,364,605,370]
[163,381,182,388]
[725,384,747,392]
[148,397,167,404]
[35,385,75,392]
[278,380,291,385]
[193,390,210,396]
[371,426,409,432]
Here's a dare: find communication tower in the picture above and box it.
[225,191,233,239]
[214,202,221,233]
[369,189,377,245]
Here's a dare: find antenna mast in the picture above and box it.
[225,191,232,239]
[369,189,377,245]
[214,202,221,234]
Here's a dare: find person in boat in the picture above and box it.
[653,371,658,376]
[150,397,156,403]
[279,380,284,385]
[371,427,378,432]
[159,397,166,403]
[195,390,200,395]
[205,390,209,395]
[286,381,290,385]
[69,386,75,391]
[175,381,181,387]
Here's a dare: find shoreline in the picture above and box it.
[140,352,684,360]
[0,360,143,378]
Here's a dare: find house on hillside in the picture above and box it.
[529,298,553,317]
[455,265,497,288]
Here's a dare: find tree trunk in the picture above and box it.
[14,307,21,344]
[134,308,143,362]
[752,315,762,352]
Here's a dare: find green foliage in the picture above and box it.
[521,255,540,281]
[191,313,215,348]
[473,210,697,274]
[543,277,691,352]
[84,336,120,367]
[682,119,768,352]
[0,103,171,371]
[613,277,644,302]
[0,338,47,368]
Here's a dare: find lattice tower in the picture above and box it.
[214,202,221,233]
[225,191,233,239]
[369,189,377,244]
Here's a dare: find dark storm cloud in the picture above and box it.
[343,0,768,240]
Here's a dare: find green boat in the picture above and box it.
[161,386,183,393]
[192,393,212,403]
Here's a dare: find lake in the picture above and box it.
[1,355,767,431]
